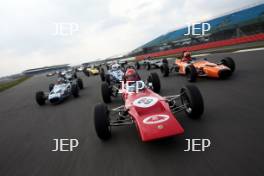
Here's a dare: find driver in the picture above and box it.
[124,68,141,83]
[57,77,66,84]
[181,51,192,62]
[111,63,121,71]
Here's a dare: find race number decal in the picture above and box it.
[133,96,158,108]
[143,114,170,124]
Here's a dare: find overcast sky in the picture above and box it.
[0,0,263,76]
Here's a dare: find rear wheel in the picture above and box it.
[146,62,151,70]
[221,57,235,72]
[186,65,197,82]
[148,72,161,93]
[94,103,111,140]
[72,84,79,97]
[100,68,105,81]
[83,68,90,77]
[180,85,204,119]
[49,83,54,91]
[161,63,169,77]
[36,91,46,106]
[77,78,84,89]
[101,82,111,103]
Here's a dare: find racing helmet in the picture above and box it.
[183,51,191,58]
[57,77,65,84]
[111,63,120,71]
[125,68,140,82]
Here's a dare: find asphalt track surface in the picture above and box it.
[0,50,264,176]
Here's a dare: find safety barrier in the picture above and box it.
[136,33,264,60]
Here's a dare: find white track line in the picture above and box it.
[192,53,211,57]
[233,47,264,53]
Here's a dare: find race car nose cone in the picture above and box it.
[49,97,60,104]
[218,69,232,79]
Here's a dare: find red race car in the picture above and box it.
[94,70,204,141]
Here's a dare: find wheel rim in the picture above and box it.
[181,90,192,114]
[186,71,191,81]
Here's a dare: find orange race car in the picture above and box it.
[161,51,235,82]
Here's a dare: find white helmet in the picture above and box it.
[111,63,120,71]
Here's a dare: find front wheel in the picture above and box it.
[148,72,161,93]
[36,91,46,106]
[180,85,204,119]
[221,57,235,72]
[94,104,111,140]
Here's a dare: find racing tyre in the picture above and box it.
[221,57,235,72]
[146,62,151,70]
[101,82,111,103]
[36,91,46,106]
[83,69,90,77]
[161,63,169,77]
[186,65,197,82]
[73,73,77,79]
[180,85,204,119]
[77,78,84,89]
[100,68,105,81]
[148,72,161,93]
[135,62,140,69]
[160,65,164,73]
[94,103,111,140]
[49,83,54,91]
[72,84,79,97]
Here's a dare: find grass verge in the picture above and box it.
[0,76,31,92]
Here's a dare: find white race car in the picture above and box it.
[35,78,79,105]
[100,63,124,84]
[144,58,163,70]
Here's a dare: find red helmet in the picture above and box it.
[125,69,139,82]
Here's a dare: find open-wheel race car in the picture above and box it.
[83,64,100,77]
[35,77,80,106]
[100,64,124,83]
[94,69,204,141]
[161,56,235,82]
[144,58,163,70]
[100,64,125,102]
